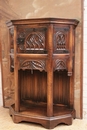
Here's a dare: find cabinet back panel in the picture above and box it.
[19,70,47,102]
[19,70,70,105]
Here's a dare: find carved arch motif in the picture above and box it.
[24,32,45,50]
[20,60,46,71]
[55,31,66,50]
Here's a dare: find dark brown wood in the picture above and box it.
[6,18,79,129]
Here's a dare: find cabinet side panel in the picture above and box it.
[53,71,70,105]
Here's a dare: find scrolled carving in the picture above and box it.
[19,60,46,71]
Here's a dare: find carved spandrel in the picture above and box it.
[19,59,46,72]
[54,59,67,71]
[54,58,73,76]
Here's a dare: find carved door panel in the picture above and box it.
[16,26,48,53]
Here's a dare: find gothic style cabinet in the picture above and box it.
[6,18,79,129]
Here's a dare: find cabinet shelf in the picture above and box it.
[11,102,74,117]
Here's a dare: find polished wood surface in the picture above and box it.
[6,18,79,129]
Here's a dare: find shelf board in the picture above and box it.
[10,102,74,128]
[11,101,74,117]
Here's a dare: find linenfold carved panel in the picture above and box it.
[17,27,46,52]
[19,59,46,71]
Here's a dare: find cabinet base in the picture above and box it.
[9,104,75,129]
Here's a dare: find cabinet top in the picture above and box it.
[6,17,79,28]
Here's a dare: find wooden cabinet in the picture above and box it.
[6,18,79,129]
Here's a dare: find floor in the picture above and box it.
[0,106,87,130]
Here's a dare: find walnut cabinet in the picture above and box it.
[6,18,79,129]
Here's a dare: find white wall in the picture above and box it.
[83,0,87,119]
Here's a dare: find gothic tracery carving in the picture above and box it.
[17,27,46,52]
[55,31,66,50]
[20,60,46,71]
[24,32,45,51]
[55,59,67,71]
